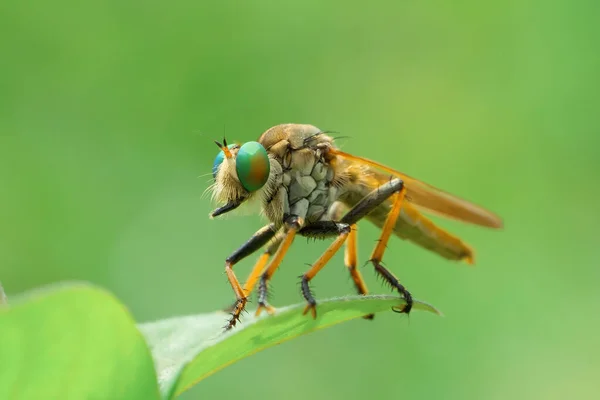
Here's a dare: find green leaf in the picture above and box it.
[140,295,441,399]
[0,283,160,400]
[0,283,440,400]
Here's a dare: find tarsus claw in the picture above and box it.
[255,302,276,316]
[302,303,317,319]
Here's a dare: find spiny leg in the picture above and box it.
[298,221,351,318]
[241,231,284,297]
[224,223,277,330]
[256,216,303,316]
[329,202,373,319]
[345,225,367,294]
[345,225,374,320]
[223,230,284,311]
[369,183,412,313]
[341,178,413,314]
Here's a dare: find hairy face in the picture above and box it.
[209,140,273,218]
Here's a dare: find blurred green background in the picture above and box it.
[1,1,598,399]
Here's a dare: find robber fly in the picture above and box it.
[209,124,502,329]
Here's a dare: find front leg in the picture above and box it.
[298,221,352,318]
[224,223,276,330]
[256,215,304,316]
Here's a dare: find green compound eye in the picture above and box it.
[235,141,270,192]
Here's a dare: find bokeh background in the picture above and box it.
[1,1,598,399]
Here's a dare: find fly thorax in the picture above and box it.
[281,148,337,224]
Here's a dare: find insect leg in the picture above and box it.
[256,216,304,316]
[241,231,285,297]
[345,225,375,319]
[224,223,277,330]
[329,202,373,319]
[341,178,413,314]
[223,230,284,310]
[298,221,351,318]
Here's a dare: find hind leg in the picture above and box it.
[340,179,413,313]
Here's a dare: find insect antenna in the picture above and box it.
[214,138,233,158]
